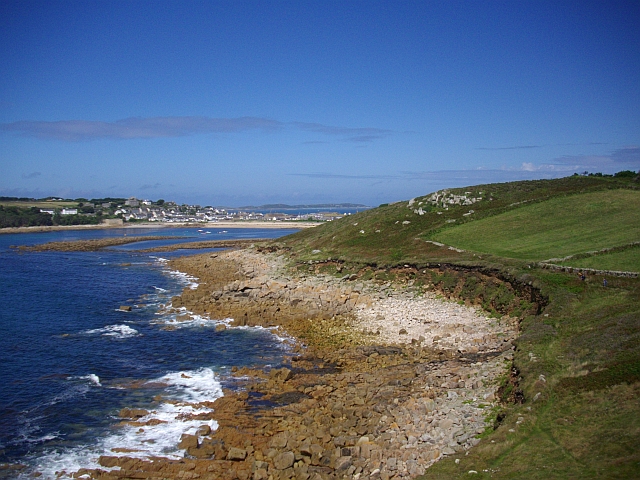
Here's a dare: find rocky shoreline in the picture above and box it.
[18,237,267,252]
[77,246,527,480]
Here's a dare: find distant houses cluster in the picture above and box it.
[40,196,347,224]
[39,208,77,215]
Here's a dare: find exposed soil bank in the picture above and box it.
[71,247,542,480]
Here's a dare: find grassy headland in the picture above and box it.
[431,189,640,261]
[278,174,640,478]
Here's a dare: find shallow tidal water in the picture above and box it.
[0,227,298,478]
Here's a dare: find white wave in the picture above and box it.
[167,269,199,289]
[28,433,60,444]
[153,310,231,330]
[153,286,168,292]
[65,374,102,387]
[23,369,223,479]
[83,324,140,339]
[82,374,102,387]
[266,327,297,347]
[232,324,297,349]
[153,367,223,403]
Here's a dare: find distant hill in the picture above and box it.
[235,203,370,210]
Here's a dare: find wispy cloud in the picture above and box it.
[611,146,640,164]
[516,162,577,172]
[291,122,392,142]
[0,116,282,141]
[494,147,640,174]
[290,165,605,187]
[478,142,610,151]
[21,171,41,179]
[288,172,401,180]
[1,116,392,143]
[552,146,640,169]
[556,142,609,147]
[476,145,542,151]
[140,182,162,190]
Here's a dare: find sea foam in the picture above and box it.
[69,374,102,387]
[166,269,199,289]
[24,368,223,479]
[83,324,140,339]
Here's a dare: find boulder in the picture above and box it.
[178,433,199,450]
[227,447,247,461]
[269,367,292,383]
[335,455,352,472]
[273,451,295,470]
[118,408,148,419]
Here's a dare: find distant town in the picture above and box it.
[0,195,370,228]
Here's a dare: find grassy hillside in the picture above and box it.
[284,175,638,266]
[559,245,640,272]
[431,189,640,262]
[278,174,640,478]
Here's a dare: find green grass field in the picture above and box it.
[430,190,640,261]
[0,200,78,209]
[559,245,640,273]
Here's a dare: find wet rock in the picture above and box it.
[118,407,148,419]
[98,456,120,468]
[178,433,199,450]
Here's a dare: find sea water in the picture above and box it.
[0,227,299,478]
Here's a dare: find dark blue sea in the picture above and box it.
[0,227,299,478]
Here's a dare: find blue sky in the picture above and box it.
[1,1,639,206]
